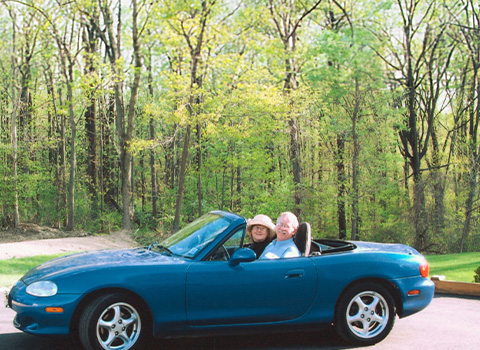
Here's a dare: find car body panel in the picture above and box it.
[9,279,81,335]
[391,275,435,317]
[186,257,317,326]
[7,210,434,343]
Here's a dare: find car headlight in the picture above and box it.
[26,281,58,297]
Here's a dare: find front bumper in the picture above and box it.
[8,279,82,335]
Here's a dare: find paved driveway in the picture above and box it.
[1,294,479,349]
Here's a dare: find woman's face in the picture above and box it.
[251,225,269,242]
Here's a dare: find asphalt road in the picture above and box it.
[1,294,479,350]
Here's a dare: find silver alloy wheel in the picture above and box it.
[96,302,141,350]
[345,290,389,339]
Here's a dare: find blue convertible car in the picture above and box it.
[7,211,434,349]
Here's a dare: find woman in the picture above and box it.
[245,214,276,258]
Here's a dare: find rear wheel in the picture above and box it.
[335,282,396,345]
[78,293,148,350]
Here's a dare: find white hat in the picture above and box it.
[246,214,276,239]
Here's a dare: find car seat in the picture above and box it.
[294,222,311,257]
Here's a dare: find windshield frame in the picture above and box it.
[160,212,236,259]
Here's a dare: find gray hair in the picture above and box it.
[278,212,299,229]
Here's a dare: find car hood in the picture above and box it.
[353,241,422,256]
[21,248,182,285]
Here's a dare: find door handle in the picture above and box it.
[285,269,304,279]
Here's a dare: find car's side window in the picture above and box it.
[224,228,245,250]
[206,228,246,261]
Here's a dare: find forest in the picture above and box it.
[0,0,479,254]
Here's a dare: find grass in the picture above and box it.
[426,252,480,283]
[0,254,70,288]
[1,252,479,288]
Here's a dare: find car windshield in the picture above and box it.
[160,213,232,258]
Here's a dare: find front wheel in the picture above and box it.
[78,293,148,350]
[335,282,396,345]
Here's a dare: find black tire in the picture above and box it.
[335,282,396,345]
[78,293,149,350]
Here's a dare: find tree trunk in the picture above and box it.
[230,167,235,212]
[197,123,203,217]
[83,25,98,210]
[98,0,129,225]
[461,159,478,253]
[58,87,67,227]
[267,0,323,219]
[220,166,227,211]
[431,126,446,239]
[103,93,120,211]
[99,102,105,228]
[236,166,241,209]
[172,0,212,229]
[336,134,347,240]
[149,123,158,218]
[165,124,177,190]
[147,42,158,218]
[121,0,142,230]
[11,89,20,231]
[284,35,302,219]
[350,81,361,241]
[407,61,427,251]
[9,9,20,229]
[66,63,76,231]
[460,65,480,253]
[19,44,33,139]
[45,65,65,227]
[387,0,434,252]
[173,125,191,232]
[289,117,302,218]
[459,8,480,252]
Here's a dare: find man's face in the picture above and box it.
[275,215,297,241]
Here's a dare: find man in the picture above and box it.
[259,212,301,259]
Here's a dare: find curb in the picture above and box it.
[431,275,480,297]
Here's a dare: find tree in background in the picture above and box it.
[0,0,479,254]
[447,0,480,253]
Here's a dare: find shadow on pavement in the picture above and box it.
[0,327,355,350]
[433,292,480,300]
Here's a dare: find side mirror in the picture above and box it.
[229,248,256,266]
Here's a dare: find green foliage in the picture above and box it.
[427,253,480,283]
[0,0,479,256]
[0,254,72,288]
[474,266,480,283]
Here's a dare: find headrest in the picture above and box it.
[294,222,311,257]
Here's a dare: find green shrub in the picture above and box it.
[474,266,480,283]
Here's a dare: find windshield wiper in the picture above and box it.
[147,241,174,256]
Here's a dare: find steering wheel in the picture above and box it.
[208,245,230,261]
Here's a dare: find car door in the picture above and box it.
[185,254,317,326]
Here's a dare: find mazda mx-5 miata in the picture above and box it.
[6,211,434,349]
